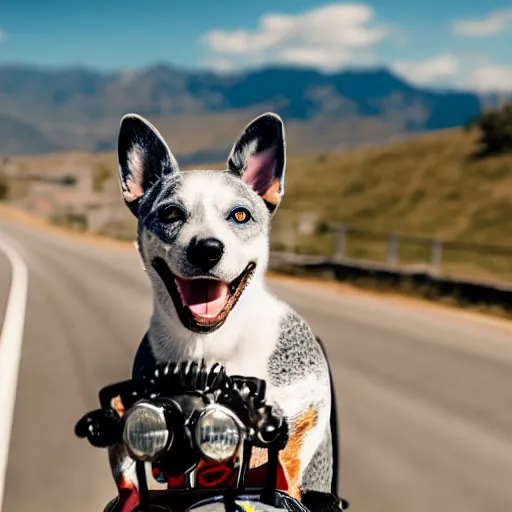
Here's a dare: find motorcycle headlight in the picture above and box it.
[123,401,172,461]
[195,405,243,462]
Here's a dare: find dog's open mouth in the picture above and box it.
[152,258,256,333]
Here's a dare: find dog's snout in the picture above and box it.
[187,237,225,271]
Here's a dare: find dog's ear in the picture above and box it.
[227,113,286,215]
[118,114,180,216]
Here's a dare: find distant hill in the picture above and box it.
[0,64,488,156]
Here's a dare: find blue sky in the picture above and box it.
[1,0,511,91]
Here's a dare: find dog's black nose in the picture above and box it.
[187,238,225,271]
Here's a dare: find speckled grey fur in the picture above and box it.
[268,311,326,387]
[302,426,334,492]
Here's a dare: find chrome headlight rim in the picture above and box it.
[194,403,245,462]
[122,400,173,462]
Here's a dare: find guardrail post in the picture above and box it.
[430,239,443,274]
[333,225,346,260]
[387,232,398,266]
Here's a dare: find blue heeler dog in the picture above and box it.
[109,112,338,510]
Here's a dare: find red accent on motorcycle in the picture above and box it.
[195,460,236,488]
[166,473,186,488]
[114,479,140,512]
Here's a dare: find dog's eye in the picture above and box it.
[228,207,252,224]
[160,206,185,223]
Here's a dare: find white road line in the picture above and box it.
[0,233,29,511]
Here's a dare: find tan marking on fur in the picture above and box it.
[249,447,268,468]
[111,396,125,417]
[279,406,318,500]
[261,177,281,206]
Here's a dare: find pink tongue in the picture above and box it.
[176,278,230,318]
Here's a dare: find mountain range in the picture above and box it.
[0,64,497,158]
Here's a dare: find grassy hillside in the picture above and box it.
[281,128,512,282]
[284,128,511,240]
[4,127,512,283]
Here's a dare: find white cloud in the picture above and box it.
[468,64,512,92]
[452,8,512,37]
[392,54,460,86]
[201,3,390,71]
[392,52,512,92]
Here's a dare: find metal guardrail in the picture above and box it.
[268,249,512,314]
[326,223,512,275]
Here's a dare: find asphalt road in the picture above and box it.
[1,218,511,512]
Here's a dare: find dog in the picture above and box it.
[108,112,336,510]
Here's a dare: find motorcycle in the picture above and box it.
[75,360,348,512]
